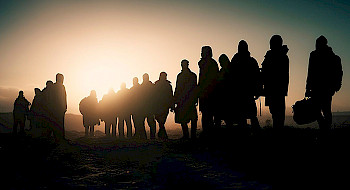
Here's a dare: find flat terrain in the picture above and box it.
[1,127,350,189]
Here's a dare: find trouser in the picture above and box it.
[181,119,197,139]
[52,114,65,143]
[201,111,215,134]
[143,114,156,139]
[13,118,25,134]
[268,96,286,129]
[313,95,332,134]
[118,115,132,138]
[85,125,95,136]
[156,112,169,139]
[132,114,147,139]
[105,122,116,136]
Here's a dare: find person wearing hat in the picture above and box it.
[305,35,343,136]
[174,59,198,139]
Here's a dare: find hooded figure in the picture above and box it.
[261,35,289,128]
[198,46,219,134]
[80,90,100,136]
[305,35,342,134]
[231,40,260,129]
[13,91,30,134]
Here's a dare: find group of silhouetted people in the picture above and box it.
[14,35,342,142]
[13,73,67,143]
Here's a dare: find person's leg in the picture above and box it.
[251,117,261,130]
[181,123,189,139]
[319,96,333,139]
[118,117,125,138]
[105,122,110,135]
[190,119,197,139]
[201,111,211,134]
[270,96,285,129]
[13,119,18,135]
[147,115,156,139]
[157,114,168,139]
[112,123,117,137]
[90,125,95,136]
[139,117,147,139]
[85,125,89,136]
[19,119,25,134]
[125,115,132,138]
[132,115,138,138]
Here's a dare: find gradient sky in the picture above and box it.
[0,0,349,116]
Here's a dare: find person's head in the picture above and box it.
[159,72,167,81]
[120,82,126,90]
[238,40,249,53]
[181,59,189,70]
[133,77,139,86]
[270,35,283,50]
[18,90,24,97]
[90,90,96,98]
[34,88,41,95]
[201,46,213,58]
[316,35,328,50]
[219,54,230,69]
[143,73,149,82]
[46,80,53,87]
[56,73,64,84]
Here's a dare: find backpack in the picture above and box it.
[292,98,319,125]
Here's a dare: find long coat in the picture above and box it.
[174,68,198,123]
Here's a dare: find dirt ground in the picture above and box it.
[1,126,350,189]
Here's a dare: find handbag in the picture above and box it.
[292,98,319,125]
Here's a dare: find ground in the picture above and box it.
[1,126,350,189]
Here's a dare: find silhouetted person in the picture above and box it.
[174,59,198,139]
[198,46,219,134]
[13,91,30,135]
[130,77,146,139]
[116,83,132,138]
[231,40,261,129]
[29,88,45,136]
[154,72,174,140]
[305,35,343,136]
[41,80,54,138]
[140,73,157,139]
[100,89,117,136]
[216,54,235,127]
[80,90,100,136]
[261,35,289,128]
[49,73,67,142]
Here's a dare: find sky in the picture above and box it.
[0,0,349,116]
